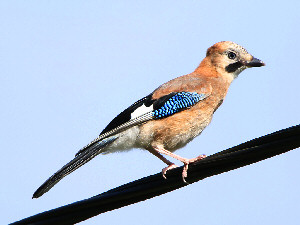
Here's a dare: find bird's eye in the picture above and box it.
[227,52,236,60]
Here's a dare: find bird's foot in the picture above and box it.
[162,163,178,179]
[182,154,206,184]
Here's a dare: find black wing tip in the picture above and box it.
[100,93,154,135]
[75,144,91,157]
[75,144,92,157]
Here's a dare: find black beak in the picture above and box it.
[243,57,265,67]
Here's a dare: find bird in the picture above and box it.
[33,41,265,198]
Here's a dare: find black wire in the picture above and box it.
[11,124,300,225]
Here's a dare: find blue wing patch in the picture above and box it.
[152,92,206,119]
[100,91,207,135]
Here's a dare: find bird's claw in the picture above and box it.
[182,154,207,184]
[161,154,206,182]
[162,164,178,179]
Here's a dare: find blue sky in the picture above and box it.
[1,1,299,224]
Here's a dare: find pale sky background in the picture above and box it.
[1,1,300,225]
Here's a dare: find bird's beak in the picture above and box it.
[243,57,265,67]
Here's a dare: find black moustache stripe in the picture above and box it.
[225,61,243,73]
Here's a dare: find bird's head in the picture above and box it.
[204,41,265,80]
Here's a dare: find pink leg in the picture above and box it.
[151,145,206,183]
[147,148,178,179]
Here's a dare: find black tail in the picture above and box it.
[32,136,117,198]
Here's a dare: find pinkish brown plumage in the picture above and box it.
[33,41,265,198]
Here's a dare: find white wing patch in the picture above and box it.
[131,104,153,119]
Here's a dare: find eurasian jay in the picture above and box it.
[33,41,265,198]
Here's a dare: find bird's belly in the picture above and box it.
[163,117,211,152]
[138,110,213,152]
